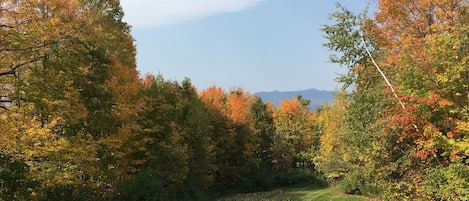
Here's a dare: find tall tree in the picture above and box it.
[249,97,275,169]
[272,96,313,171]
[199,87,260,191]
[323,1,469,199]
[1,0,141,199]
[313,91,349,180]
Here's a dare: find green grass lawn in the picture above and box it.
[216,186,369,201]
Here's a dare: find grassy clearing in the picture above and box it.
[216,186,369,201]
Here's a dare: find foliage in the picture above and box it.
[0,154,36,201]
[423,160,469,200]
[321,0,469,200]
[273,96,314,171]
[249,97,275,169]
[115,169,170,201]
[313,91,348,180]
[271,169,327,188]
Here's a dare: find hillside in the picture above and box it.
[254,88,334,109]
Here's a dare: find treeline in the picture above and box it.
[1,0,468,200]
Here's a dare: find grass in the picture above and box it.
[216,186,369,201]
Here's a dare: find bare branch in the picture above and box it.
[0,68,16,77]
[0,24,14,29]
[0,54,48,77]
[0,41,58,52]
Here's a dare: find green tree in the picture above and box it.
[126,75,215,200]
[322,3,396,196]
[249,97,275,169]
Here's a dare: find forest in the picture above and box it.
[0,0,468,200]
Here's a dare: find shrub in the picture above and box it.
[424,161,469,200]
[272,169,327,188]
[115,169,170,201]
[339,170,380,196]
[0,154,36,201]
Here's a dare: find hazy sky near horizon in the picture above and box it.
[120,0,377,92]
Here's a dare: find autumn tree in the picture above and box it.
[313,91,349,180]
[374,1,469,199]
[272,96,314,171]
[1,0,142,199]
[199,87,263,191]
[323,1,469,199]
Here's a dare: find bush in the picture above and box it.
[272,169,327,188]
[338,170,380,196]
[424,161,469,200]
[115,169,171,201]
[178,178,210,201]
[0,154,36,201]
[39,185,95,201]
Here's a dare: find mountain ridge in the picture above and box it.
[254,88,334,109]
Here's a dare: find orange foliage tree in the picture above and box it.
[323,1,468,199]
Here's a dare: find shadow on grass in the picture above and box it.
[216,186,368,201]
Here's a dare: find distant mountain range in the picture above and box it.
[254,88,334,109]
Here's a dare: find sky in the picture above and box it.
[120,0,378,93]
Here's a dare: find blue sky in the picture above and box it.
[120,0,377,92]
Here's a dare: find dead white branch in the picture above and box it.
[360,34,419,130]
